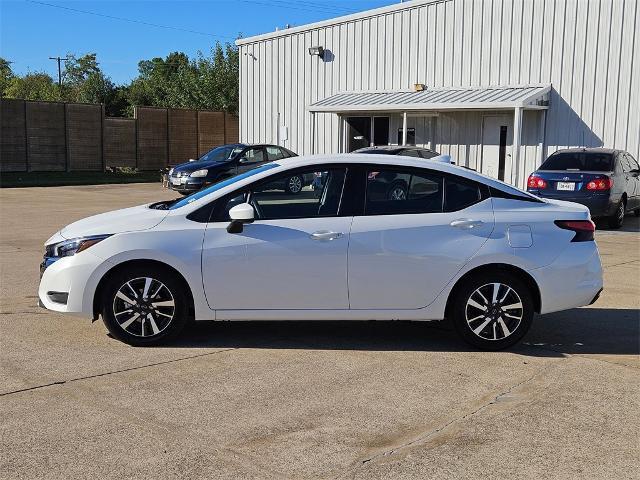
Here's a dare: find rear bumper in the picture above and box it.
[531,242,604,314]
[529,192,615,218]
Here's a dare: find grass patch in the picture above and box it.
[0,170,161,188]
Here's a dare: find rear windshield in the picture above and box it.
[540,152,613,172]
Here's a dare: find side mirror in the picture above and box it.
[227,203,255,233]
[238,156,250,164]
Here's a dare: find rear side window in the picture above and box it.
[540,152,614,172]
[365,169,443,215]
[445,177,481,212]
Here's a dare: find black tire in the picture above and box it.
[608,199,625,229]
[101,265,190,346]
[285,175,304,194]
[178,191,191,196]
[450,271,535,350]
[387,181,408,200]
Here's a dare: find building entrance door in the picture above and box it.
[481,115,513,181]
[346,117,371,152]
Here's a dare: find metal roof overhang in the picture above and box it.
[308,84,551,113]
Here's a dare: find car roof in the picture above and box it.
[354,145,436,152]
[176,153,539,212]
[550,147,619,155]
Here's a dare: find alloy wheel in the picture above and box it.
[465,283,523,341]
[112,277,175,337]
[389,186,406,200]
[288,176,303,193]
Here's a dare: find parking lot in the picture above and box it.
[1,183,638,479]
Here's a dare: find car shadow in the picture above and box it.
[164,307,639,357]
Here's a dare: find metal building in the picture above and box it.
[237,0,639,189]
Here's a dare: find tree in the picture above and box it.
[0,57,15,97]
[4,72,59,101]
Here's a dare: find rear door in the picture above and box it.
[348,167,495,310]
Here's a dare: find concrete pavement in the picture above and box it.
[1,183,638,479]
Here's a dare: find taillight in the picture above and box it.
[554,220,595,242]
[527,175,547,189]
[586,177,613,190]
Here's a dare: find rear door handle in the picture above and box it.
[310,230,343,241]
[450,219,484,229]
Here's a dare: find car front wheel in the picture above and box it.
[451,271,534,350]
[101,266,189,346]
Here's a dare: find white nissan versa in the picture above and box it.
[39,154,603,349]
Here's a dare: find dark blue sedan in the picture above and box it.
[527,148,640,229]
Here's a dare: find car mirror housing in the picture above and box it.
[227,203,255,233]
[238,157,250,164]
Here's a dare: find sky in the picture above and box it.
[1,0,393,85]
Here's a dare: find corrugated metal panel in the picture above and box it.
[238,0,640,189]
[309,85,550,111]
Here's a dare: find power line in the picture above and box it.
[26,0,237,40]
[239,0,357,16]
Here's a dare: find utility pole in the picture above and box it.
[48,56,68,86]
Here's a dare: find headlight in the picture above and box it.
[51,235,111,258]
[190,169,208,178]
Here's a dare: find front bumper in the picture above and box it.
[167,175,205,193]
[38,251,108,317]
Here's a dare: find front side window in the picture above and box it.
[266,146,286,161]
[241,147,266,164]
[365,169,443,215]
[218,167,347,220]
[169,163,279,210]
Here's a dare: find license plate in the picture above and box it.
[171,178,181,186]
[556,182,575,191]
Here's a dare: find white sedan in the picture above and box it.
[39,154,603,350]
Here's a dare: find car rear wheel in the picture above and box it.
[451,271,534,350]
[608,200,625,229]
[101,266,189,346]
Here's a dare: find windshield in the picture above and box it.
[169,162,280,210]
[198,145,243,163]
[540,152,614,171]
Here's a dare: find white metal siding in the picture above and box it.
[238,0,640,187]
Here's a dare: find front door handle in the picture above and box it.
[310,230,343,241]
[450,219,484,229]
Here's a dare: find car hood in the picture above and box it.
[57,204,169,240]
[171,159,229,173]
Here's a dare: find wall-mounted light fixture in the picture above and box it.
[308,46,325,60]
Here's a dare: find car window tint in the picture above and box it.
[266,146,285,161]
[627,154,640,171]
[401,149,421,158]
[419,150,439,159]
[365,169,443,215]
[619,154,631,172]
[540,152,614,171]
[250,168,346,220]
[445,177,482,212]
[243,147,265,163]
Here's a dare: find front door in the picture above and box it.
[348,167,495,309]
[346,117,371,152]
[202,166,351,311]
[481,115,513,181]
